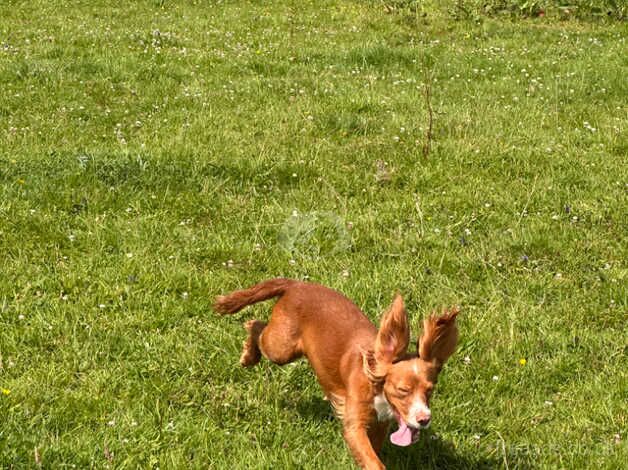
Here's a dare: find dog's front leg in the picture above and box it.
[343,399,385,470]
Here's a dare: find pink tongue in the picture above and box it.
[390,420,413,447]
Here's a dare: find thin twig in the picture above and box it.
[422,77,434,159]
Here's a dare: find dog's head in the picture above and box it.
[362,295,459,446]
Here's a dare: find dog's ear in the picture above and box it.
[374,294,410,365]
[418,306,459,368]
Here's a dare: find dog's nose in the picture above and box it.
[417,416,431,428]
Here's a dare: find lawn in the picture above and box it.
[0,0,626,468]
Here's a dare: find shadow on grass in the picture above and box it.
[293,396,519,469]
[382,429,504,470]
[294,395,336,422]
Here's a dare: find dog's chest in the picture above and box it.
[373,393,394,422]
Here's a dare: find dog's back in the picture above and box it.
[215,279,377,393]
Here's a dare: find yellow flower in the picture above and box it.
[1,388,10,395]
[17,179,25,185]
[519,358,527,366]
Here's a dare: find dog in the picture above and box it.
[214,278,459,470]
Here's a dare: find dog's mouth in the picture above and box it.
[390,412,421,447]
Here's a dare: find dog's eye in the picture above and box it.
[396,387,410,396]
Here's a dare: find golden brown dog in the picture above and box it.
[215,278,459,469]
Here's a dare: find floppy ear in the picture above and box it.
[374,294,410,365]
[362,294,409,385]
[418,306,459,368]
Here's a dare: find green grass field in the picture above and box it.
[1,0,626,468]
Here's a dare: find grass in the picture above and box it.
[0,0,626,468]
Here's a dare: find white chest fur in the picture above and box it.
[373,393,394,422]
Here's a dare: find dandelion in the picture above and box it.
[1,388,10,395]
[519,358,527,366]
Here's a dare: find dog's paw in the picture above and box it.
[239,341,261,367]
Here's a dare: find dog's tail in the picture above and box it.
[213,278,296,315]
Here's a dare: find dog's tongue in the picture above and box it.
[390,419,415,447]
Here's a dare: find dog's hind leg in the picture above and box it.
[256,305,303,366]
[240,320,266,367]
[239,303,302,367]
